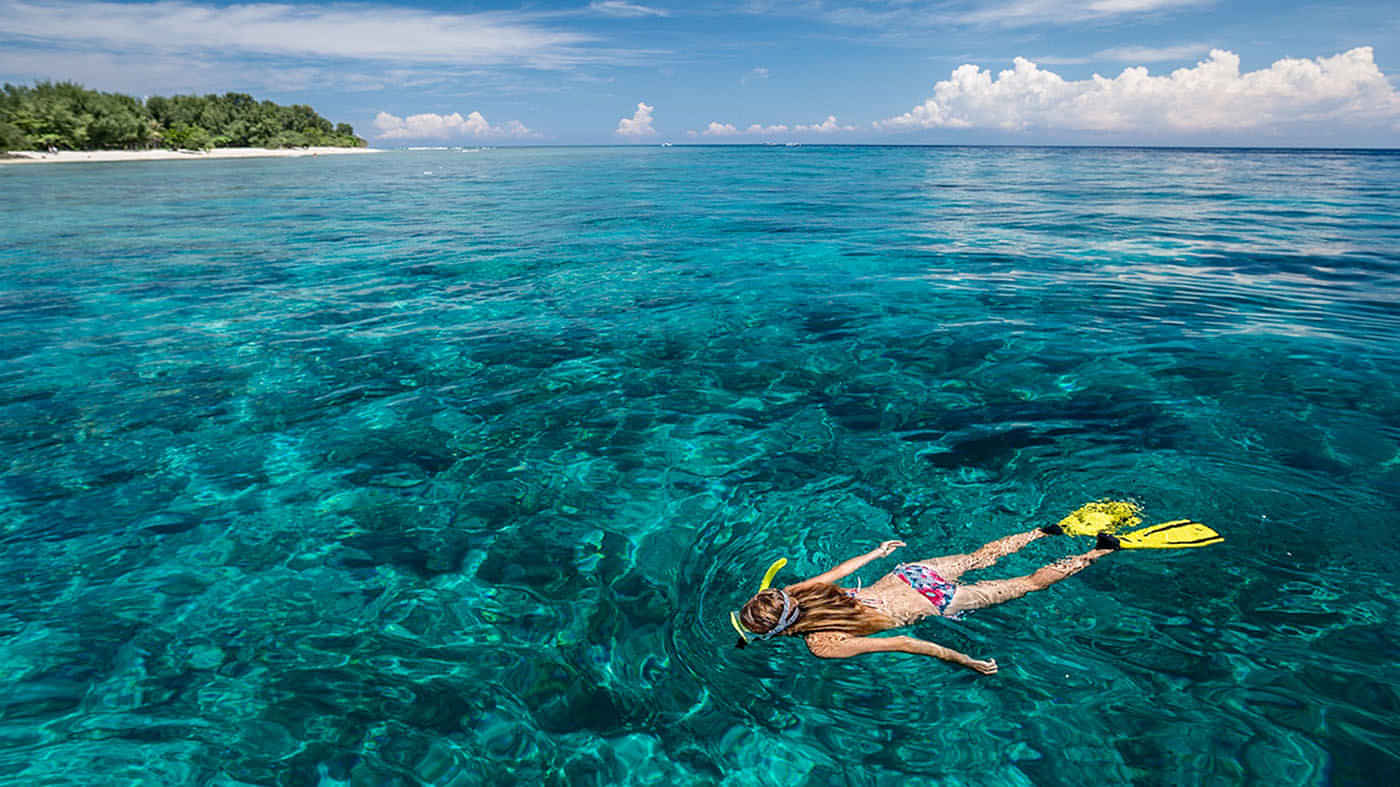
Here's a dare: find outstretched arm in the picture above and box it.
[792,540,905,587]
[810,634,998,675]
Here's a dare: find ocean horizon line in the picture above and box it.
[383,142,1400,153]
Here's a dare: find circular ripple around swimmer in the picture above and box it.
[673,507,786,715]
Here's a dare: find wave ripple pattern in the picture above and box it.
[2,147,1398,785]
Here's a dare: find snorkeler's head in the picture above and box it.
[729,558,889,649]
[739,589,793,638]
[731,558,792,648]
[735,584,889,649]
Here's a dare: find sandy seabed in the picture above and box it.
[0,146,384,165]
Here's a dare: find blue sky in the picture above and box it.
[3,0,1399,146]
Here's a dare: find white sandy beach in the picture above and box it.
[0,146,384,165]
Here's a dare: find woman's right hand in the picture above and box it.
[872,540,906,558]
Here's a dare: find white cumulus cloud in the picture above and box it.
[373,111,534,140]
[878,47,1400,134]
[794,115,855,133]
[616,102,657,137]
[691,116,852,137]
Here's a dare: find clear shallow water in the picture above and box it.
[1,146,1398,785]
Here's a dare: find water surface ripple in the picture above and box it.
[2,147,1398,785]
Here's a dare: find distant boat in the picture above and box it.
[785,142,800,147]
[661,142,673,147]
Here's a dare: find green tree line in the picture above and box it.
[0,82,365,152]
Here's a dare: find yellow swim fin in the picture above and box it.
[1115,519,1224,549]
[1053,500,1143,536]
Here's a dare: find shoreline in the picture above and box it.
[0,146,384,165]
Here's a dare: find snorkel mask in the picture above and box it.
[730,558,799,648]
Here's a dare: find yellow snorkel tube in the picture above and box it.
[730,558,787,647]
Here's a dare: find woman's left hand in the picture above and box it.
[873,540,906,557]
[969,658,998,675]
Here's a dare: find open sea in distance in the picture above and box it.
[1,146,1398,785]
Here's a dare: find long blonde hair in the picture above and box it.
[739,583,893,639]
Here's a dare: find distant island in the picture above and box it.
[1,82,366,154]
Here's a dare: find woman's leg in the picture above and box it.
[942,547,1112,616]
[916,529,1051,582]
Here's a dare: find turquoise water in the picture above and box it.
[2,146,1398,785]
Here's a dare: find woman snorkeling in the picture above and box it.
[731,502,1223,675]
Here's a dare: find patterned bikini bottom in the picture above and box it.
[895,563,960,618]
